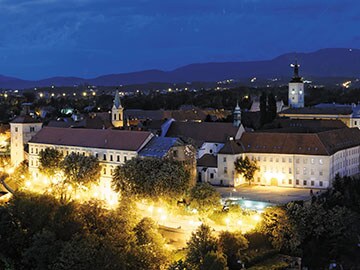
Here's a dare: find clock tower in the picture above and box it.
[288,61,304,108]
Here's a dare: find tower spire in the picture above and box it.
[113,90,122,109]
[290,60,302,82]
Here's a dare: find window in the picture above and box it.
[35,148,38,154]
[117,155,120,162]
[31,147,33,154]
[282,179,285,185]
[303,158,307,164]
[282,157,285,163]
[311,158,315,164]
[113,114,116,120]
[303,180,307,186]
[103,167,106,175]
[319,159,323,165]
[103,154,106,161]
[276,158,279,163]
[124,156,127,162]
[210,173,214,179]
[289,158,292,163]
[15,127,18,132]
[110,155,113,161]
[95,153,99,158]
[209,149,213,154]
[303,167,307,175]
[319,181,323,187]
[296,179,299,185]
[224,167,228,174]
[173,150,178,158]
[289,167,292,174]
[311,169,314,175]
[223,157,227,162]
[288,179,292,185]
[296,158,299,164]
[30,127,35,132]
[263,157,267,162]
[296,168,299,174]
[319,170,323,176]
[311,180,314,186]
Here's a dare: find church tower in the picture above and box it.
[233,101,241,127]
[288,61,304,108]
[111,91,124,128]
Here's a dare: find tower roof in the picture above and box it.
[290,61,303,83]
[113,91,122,109]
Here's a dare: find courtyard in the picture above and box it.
[217,185,323,205]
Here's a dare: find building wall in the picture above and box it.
[197,166,218,184]
[10,123,42,167]
[288,82,304,108]
[28,143,138,181]
[217,147,360,189]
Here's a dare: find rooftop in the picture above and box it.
[197,154,218,167]
[219,128,360,156]
[165,121,239,145]
[29,127,152,151]
[139,137,182,158]
[11,115,42,124]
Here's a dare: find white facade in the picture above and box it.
[217,146,360,189]
[288,82,304,108]
[197,166,218,184]
[10,122,42,167]
[28,143,139,181]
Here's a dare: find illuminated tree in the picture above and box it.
[39,148,63,176]
[112,157,191,201]
[218,231,248,268]
[185,224,218,269]
[61,153,101,187]
[202,251,228,270]
[188,183,222,214]
[234,156,258,185]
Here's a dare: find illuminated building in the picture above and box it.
[215,127,360,188]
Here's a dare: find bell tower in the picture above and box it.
[288,61,304,108]
[111,91,124,128]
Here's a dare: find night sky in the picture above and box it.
[0,0,358,79]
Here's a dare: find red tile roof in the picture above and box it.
[29,127,152,151]
[166,122,239,145]
[219,128,360,156]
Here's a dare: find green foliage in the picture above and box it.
[0,192,170,270]
[61,153,101,186]
[185,224,218,269]
[258,206,300,254]
[188,183,222,214]
[39,148,64,176]
[218,231,248,268]
[112,157,192,201]
[202,251,228,270]
[234,156,259,185]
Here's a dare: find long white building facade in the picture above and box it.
[27,127,154,180]
[211,128,360,189]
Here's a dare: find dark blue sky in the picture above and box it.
[0,0,359,79]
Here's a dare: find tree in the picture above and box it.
[61,153,101,187]
[234,156,259,185]
[185,224,218,269]
[132,217,169,269]
[218,231,248,269]
[112,157,192,201]
[267,93,277,122]
[39,148,64,176]
[201,251,228,270]
[259,92,267,126]
[189,183,222,214]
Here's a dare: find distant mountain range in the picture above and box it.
[1,48,360,89]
